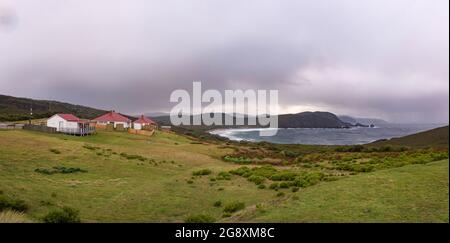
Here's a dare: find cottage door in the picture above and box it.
[58,121,63,131]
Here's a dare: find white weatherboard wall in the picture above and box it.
[47,115,79,131]
[134,123,142,130]
[114,122,129,128]
[95,121,129,128]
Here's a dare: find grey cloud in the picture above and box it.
[0,0,448,123]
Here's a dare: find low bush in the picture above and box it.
[229,166,251,176]
[276,192,285,197]
[216,172,231,180]
[213,200,222,207]
[42,207,81,223]
[258,184,266,189]
[35,166,87,175]
[270,171,297,181]
[120,153,147,161]
[0,196,28,212]
[192,169,212,176]
[49,149,61,154]
[247,175,265,185]
[269,183,279,190]
[223,202,245,214]
[250,166,277,178]
[223,156,252,164]
[281,150,299,158]
[279,182,289,188]
[184,214,215,223]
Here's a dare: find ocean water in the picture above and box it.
[209,124,446,145]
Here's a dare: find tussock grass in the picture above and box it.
[0,210,29,223]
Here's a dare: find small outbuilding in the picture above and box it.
[133,115,157,130]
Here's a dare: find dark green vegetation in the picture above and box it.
[223,201,245,214]
[42,207,81,223]
[192,169,213,176]
[0,195,28,212]
[0,94,106,121]
[35,166,87,175]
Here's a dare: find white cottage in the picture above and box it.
[92,111,131,128]
[47,114,91,133]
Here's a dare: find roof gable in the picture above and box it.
[134,115,156,124]
[56,114,81,122]
[93,111,130,122]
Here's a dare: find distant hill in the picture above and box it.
[153,111,348,129]
[0,94,107,121]
[339,115,389,126]
[338,115,357,124]
[279,112,347,128]
[370,126,449,148]
[143,112,169,117]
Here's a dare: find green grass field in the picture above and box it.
[0,129,448,222]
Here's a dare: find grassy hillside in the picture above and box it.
[229,160,448,223]
[0,94,107,121]
[0,129,448,222]
[0,130,274,222]
[371,126,449,148]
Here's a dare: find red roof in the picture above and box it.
[134,115,156,124]
[93,111,130,122]
[57,114,81,122]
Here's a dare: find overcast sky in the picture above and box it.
[0,0,448,123]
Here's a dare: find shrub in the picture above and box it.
[192,169,212,176]
[42,207,80,223]
[229,167,251,176]
[379,146,393,152]
[258,184,266,189]
[121,153,147,161]
[184,214,215,223]
[291,187,299,192]
[213,200,222,207]
[293,172,324,188]
[270,171,297,181]
[269,183,279,190]
[279,182,289,188]
[251,166,277,178]
[0,196,28,212]
[49,149,61,154]
[223,156,252,164]
[281,150,298,158]
[223,202,245,213]
[276,192,285,197]
[247,175,265,185]
[35,166,87,175]
[216,172,231,180]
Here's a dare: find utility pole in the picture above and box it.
[29,106,33,124]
